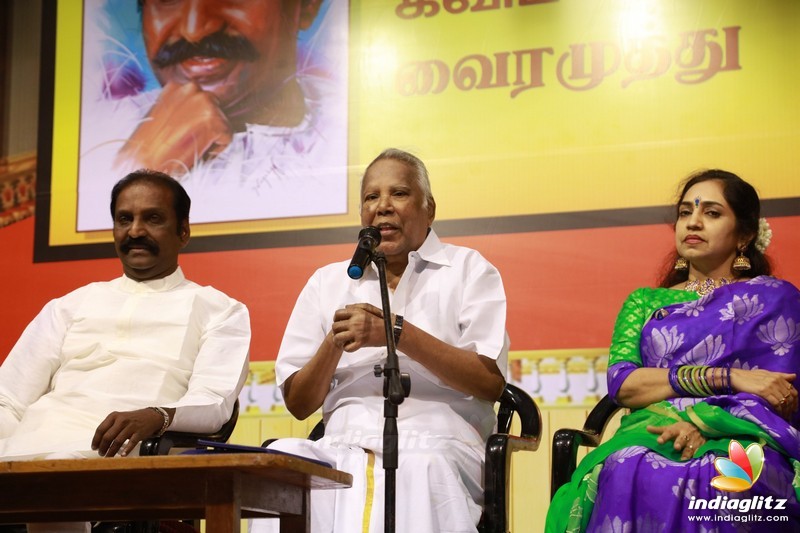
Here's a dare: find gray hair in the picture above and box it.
[361,148,434,209]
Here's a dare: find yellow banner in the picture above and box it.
[44,0,800,247]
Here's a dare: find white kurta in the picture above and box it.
[0,267,250,459]
[256,230,508,533]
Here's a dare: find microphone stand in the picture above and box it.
[370,251,410,533]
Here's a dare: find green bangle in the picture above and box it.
[680,366,704,396]
[696,366,714,396]
[691,366,709,396]
[677,367,693,395]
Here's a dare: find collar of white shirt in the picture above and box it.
[118,266,185,293]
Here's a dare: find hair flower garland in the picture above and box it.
[755,218,772,253]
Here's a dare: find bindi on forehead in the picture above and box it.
[682,181,728,208]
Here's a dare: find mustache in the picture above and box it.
[120,236,159,255]
[152,31,259,69]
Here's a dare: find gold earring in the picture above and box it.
[674,257,689,271]
[732,248,751,272]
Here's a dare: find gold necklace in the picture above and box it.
[684,277,733,296]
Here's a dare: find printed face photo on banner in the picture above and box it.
[75,0,349,230]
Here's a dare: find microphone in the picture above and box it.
[347,226,381,280]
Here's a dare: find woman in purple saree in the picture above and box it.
[547,170,800,532]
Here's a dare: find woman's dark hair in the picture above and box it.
[110,169,191,235]
[659,169,771,287]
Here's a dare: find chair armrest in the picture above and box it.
[498,383,542,442]
[549,395,621,499]
[550,427,600,499]
[482,385,542,533]
[583,394,621,436]
[482,433,539,533]
[139,431,212,456]
[139,400,239,456]
[308,420,326,441]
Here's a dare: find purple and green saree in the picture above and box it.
[547,276,800,532]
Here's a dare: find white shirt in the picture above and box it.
[0,267,250,459]
[276,230,509,451]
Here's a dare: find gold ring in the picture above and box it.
[688,444,694,450]
[683,434,690,442]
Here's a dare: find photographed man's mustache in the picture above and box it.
[153,32,259,69]
[121,237,159,255]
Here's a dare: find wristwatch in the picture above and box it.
[393,314,404,346]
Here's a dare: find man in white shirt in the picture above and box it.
[253,149,509,533]
[0,169,250,462]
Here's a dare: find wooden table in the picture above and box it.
[0,453,351,532]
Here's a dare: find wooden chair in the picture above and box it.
[139,399,240,457]
[549,394,621,499]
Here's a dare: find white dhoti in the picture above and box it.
[249,435,483,533]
